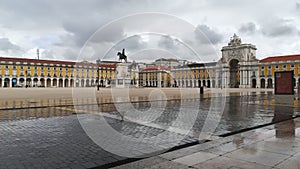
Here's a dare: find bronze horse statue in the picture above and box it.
[117,49,127,63]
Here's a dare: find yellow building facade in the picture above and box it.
[0,57,117,88]
[257,55,300,88]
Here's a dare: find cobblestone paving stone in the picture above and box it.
[0,114,198,169]
[0,91,297,168]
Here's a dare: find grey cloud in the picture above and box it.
[238,22,257,35]
[114,35,147,51]
[41,50,55,59]
[296,2,300,10]
[194,25,223,44]
[261,18,298,37]
[0,38,22,52]
[158,35,176,49]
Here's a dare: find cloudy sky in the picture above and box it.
[0,0,300,63]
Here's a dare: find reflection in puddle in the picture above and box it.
[0,91,299,137]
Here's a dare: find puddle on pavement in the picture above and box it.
[0,91,299,137]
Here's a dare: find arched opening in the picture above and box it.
[86,79,90,87]
[19,78,25,87]
[260,79,265,88]
[207,80,211,88]
[76,80,80,87]
[198,80,201,87]
[203,80,206,87]
[4,78,10,87]
[65,79,69,87]
[0,78,2,87]
[26,78,31,87]
[40,78,45,87]
[252,79,257,88]
[81,79,84,87]
[267,78,273,88]
[12,78,17,87]
[47,78,51,87]
[91,79,94,87]
[229,59,239,88]
[70,79,74,87]
[100,79,104,87]
[53,79,57,87]
[59,79,63,87]
[33,78,38,87]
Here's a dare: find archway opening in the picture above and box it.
[40,78,45,87]
[4,78,10,87]
[207,80,211,88]
[12,78,17,87]
[59,79,63,87]
[65,79,69,87]
[19,78,25,87]
[260,79,265,88]
[229,59,239,88]
[47,79,51,87]
[252,79,257,88]
[267,78,273,88]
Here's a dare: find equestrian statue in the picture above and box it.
[117,48,127,63]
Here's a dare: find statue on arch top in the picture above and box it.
[228,33,241,46]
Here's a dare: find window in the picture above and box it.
[267,66,271,76]
[261,67,264,76]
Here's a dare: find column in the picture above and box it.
[38,78,40,87]
[9,77,12,88]
[51,79,53,87]
[157,73,161,88]
[62,78,65,88]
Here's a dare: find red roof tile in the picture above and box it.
[142,66,170,71]
[0,56,117,68]
[260,54,300,63]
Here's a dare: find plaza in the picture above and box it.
[0,87,299,168]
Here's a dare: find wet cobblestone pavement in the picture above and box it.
[0,114,199,169]
[1,91,299,168]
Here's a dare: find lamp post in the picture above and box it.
[96,59,101,91]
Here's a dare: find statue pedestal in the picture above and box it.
[111,63,131,88]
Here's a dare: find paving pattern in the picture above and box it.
[1,88,299,169]
[0,114,199,169]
